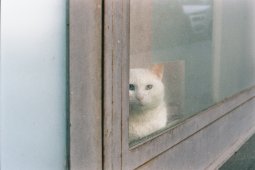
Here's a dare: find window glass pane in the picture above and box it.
[129,0,255,144]
[0,0,67,169]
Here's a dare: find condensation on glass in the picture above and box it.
[129,0,255,145]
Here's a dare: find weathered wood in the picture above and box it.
[103,0,128,169]
[123,86,255,169]
[138,97,255,170]
[69,0,102,169]
[104,0,255,169]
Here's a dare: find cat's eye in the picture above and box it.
[145,84,153,90]
[129,84,135,91]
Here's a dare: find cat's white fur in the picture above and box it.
[129,65,167,141]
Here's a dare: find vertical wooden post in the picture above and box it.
[69,0,102,169]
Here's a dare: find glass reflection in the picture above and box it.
[129,0,213,144]
[130,0,255,145]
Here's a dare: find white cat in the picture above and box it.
[129,64,167,141]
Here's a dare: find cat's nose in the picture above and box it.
[136,95,144,101]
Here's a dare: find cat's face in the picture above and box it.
[129,65,164,111]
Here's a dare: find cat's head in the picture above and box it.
[129,64,165,111]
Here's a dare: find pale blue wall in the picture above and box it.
[1,0,67,169]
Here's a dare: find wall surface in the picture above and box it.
[1,0,67,169]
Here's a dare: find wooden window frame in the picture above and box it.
[103,0,255,169]
[69,0,255,169]
[69,0,103,169]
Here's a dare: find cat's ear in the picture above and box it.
[151,64,164,80]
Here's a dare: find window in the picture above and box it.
[129,0,213,144]
[69,0,255,169]
[103,0,255,169]
[129,0,255,145]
